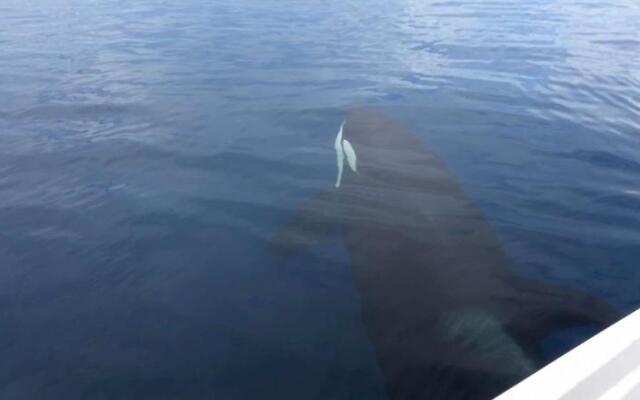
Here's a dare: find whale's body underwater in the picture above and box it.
[272,108,619,399]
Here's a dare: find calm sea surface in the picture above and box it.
[1,0,639,398]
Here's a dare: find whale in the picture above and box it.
[271,108,620,399]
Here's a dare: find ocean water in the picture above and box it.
[1,0,639,398]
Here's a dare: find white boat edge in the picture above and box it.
[495,309,640,400]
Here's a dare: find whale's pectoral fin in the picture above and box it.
[269,189,344,256]
[501,276,621,344]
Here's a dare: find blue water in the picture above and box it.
[1,0,639,398]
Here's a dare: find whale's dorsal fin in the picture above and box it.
[270,188,344,255]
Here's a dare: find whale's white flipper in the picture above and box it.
[334,121,346,188]
[342,139,357,173]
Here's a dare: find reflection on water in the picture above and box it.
[0,0,639,399]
